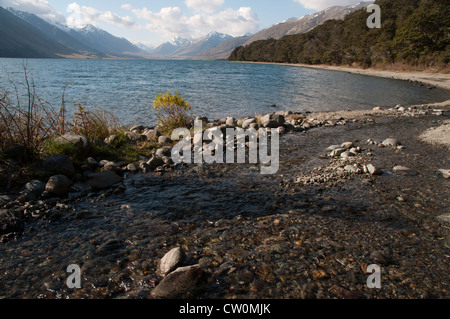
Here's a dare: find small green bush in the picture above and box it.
[153,92,193,135]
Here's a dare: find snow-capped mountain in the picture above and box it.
[152,32,233,59]
[66,24,143,57]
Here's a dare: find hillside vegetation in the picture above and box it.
[229,0,449,71]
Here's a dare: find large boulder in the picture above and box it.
[151,265,209,299]
[42,154,75,177]
[45,175,73,196]
[260,113,285,128]
[158,247,186,276]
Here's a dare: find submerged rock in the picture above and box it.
[158,247,186,276]
[151,265,208,299]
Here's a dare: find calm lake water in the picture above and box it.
[1,58,449,126]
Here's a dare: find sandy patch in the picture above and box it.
[419,120,450,149]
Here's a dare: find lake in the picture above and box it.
[1,58,449,126]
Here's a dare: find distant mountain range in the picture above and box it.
[0,1,373,60]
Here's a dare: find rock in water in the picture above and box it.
[88,171,123,190]
[45,175,73,196]
[151,265,208,299]
[158,247,186,276]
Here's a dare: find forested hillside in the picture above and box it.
[229,0,449,69]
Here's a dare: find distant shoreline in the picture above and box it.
[232,61,450,91]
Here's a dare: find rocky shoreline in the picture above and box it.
[0,100,449,299]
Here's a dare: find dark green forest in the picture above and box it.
[229,0,449,70]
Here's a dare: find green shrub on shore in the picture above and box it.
[153,91,193,135]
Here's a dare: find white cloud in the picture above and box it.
[0,0,66,23]
[130,6,259,39]
[293,0,359,10]
[185,0,224,13]
[66,2,135,29]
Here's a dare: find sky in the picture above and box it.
[0,0,364,47]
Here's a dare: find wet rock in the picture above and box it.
[438,169,450,179]
[393,166,416,175]
[22,180,46,198]
[382,138,400,147]
[42,154,75,177]
[94,239,123,256]
[45,175,73,196]
[102,161,121,173]
[88,171,123,190]
[260,113,285,128]
[54,133,90,151]
[0,209,24,236]
[151,265,208,299]
[158,247,186,276]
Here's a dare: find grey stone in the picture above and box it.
[144,129,162,141]
[340,151,355,159]
[382,138,400,147]
[260,113,285,128]
[45,175,73,196]
[88,171,123,190]
[87,157,98,166]
[438,169,450,179]
[366,164,382,176]
[341,141,354,149]
[125,131,144,142]
[54,133,90,151]
[330,148,346,157]
[242,118,256,129]
[393,166,416,175]
[126,163,139,172]
[226,117,237,127]
[158,136,172,145]
[344,165,360,173]
[22,180,46,197]
[42,154,75,177]
[156,147,172,158]
[158,247,186,276]
[151,265,208,299]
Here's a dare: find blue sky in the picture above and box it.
[0,0,361,46]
